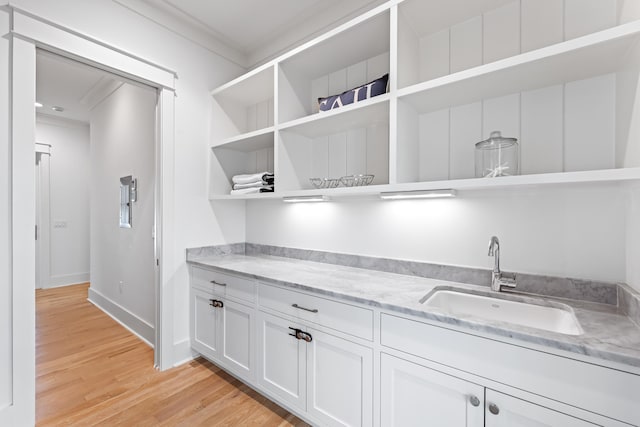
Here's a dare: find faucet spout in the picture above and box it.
[488,236,500,273]
[487,236,515,292]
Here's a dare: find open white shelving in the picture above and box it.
[208,0,640,200]
[397,21,640,115]
[212,127,274,151]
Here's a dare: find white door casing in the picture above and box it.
[3,6,176,425]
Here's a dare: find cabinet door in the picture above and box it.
[485,390,597,427]
[192,288,222,360]
[380,353,484,427]
[221,299,255,381]
[258,312,306,411]
[307,328,373,427]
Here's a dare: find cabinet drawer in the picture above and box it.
[259,283,373,341]
[191,267,256,303]
[380,313,640,425]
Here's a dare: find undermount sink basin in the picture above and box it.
[420,287,583,336]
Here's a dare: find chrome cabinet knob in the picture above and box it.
[469,395,480,407]
[489,403,500,415]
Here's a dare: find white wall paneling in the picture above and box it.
[396,74,621,183]
[564,74,616,172]
[396,0,623,90]
[520,0,564,53]
[520,85,564,175]
[565,0,617,40]
[450,16,483,74]
[449,102,482,180]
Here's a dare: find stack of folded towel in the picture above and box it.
[230,172,274,195]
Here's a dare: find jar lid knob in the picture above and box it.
[490,131,502,139]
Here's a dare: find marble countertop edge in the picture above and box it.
[187,255,640,372]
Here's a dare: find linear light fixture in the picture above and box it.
[283,195,330,203]
[379,189,457,200]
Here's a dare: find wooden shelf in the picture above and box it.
[398,21,640,114]
[212,127,274,152]
[278,94,390,138]
[209,168,640,200]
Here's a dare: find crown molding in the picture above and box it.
[112,0,248,68]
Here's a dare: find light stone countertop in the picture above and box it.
[187,253,640,371]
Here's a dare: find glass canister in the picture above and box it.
[475,131,519,178]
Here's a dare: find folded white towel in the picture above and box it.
[232,172,273,185]
[233,180,266,190]
[230,187,261,195]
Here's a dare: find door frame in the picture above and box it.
[6,6,177,423]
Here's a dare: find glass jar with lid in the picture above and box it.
[475,131,519,178]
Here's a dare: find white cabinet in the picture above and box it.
[190,267,256,381]
[485,390,596,427]
[258,311,307,410]
[380,313,640,426]
[220,299,255,380]
[381,353,596,427]
[307,327,373,427]
[258,311,373,427]
[192,287,222,360]
[380,353,484,427]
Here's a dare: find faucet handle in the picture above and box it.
[497,274,517,289]
[488,236,499,255]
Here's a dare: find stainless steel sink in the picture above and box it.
[420,286,583,336]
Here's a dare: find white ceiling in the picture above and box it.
[36,51,121,123]
[123,0,386,67]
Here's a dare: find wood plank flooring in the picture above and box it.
[36,283,309,426]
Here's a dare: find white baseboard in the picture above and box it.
[173,338,197,367]
[87,287,155,347]
[48,272,90,288]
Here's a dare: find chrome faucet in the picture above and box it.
[487,236,516,292]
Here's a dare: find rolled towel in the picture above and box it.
[232,172,274,185]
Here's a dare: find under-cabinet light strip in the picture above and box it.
[379,189,456,200]
[283,195,330,203]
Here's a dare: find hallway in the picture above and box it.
[36,284,307,426]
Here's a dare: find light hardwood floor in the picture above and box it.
[36,283,309,426]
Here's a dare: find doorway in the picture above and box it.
[6,12,176,422]
[35,49,158,347]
